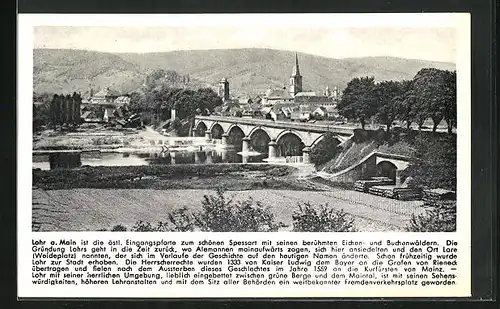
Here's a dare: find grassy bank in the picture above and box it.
[32,164,322,191]
[33,188,414,232]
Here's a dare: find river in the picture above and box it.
[32,150,268,170]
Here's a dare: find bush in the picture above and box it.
[310,132,341,166]
[166,207,197,232]
[405,200,456,232]
[131,220,157,232]
[292,202,357,232]
[104,191,362,232]
[194,188,283,232]
[111,224,127,231]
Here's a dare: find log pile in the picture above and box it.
[354,177,394,192]
[422,189,456,203]
[368,186,421,200]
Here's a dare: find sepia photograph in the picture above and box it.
[31,22,458,233]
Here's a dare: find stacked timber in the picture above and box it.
[422,189,456,203]
[368,186,422,200]
[354,177,394,192]
[393,188,422,200]
[368,185,395,198]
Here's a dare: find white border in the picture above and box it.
[18,13,471,298]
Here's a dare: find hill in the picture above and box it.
[33,49,146,95]
[33,48,456,96]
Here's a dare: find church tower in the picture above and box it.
[289,53,303,97]
[218,77,230,102]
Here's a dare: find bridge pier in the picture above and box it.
[302,147,311,164]
[268,139,277,160]
[242,154,248,164]
[194,151,200,164]
[395,169,402,186]
[220,149,227,162]
[204,130,212,141]
[242,136,251,153]
[206,151,213,164]
[221,133,229,147]
[170,152,176,165]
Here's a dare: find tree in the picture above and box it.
[401,133,456,191]
[390,80,414,129]
[50,94,61,129]
[337,76,378,129]
[145,69,166,90]
[411,68,456,132]
[374,80,406,132]
[442,70,457,134]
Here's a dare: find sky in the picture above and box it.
[33,25,456,63]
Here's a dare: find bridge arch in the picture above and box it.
[276,131,306,157]
[376,160,398,182]
[210,123,224,139]
[226,124,245,149]
[310,134,342,148]
[248,127,271,154]
[275,130,305,145]
[195,121,208,137]
[248,126,272,140]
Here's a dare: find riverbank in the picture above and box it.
[33,164,327,191]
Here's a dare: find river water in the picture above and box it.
[32,150,267,170]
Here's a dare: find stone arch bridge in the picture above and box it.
[194,116,355,163]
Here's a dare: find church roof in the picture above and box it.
[292,53,301,77]
[265,88,292,99]
[294,91,318,97]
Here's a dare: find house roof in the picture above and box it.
[294,91,318,97]
[114,96,131,104]
[323,105,338,113]
[300,105,314,112]
[314,106,328,113]
[261,107,272,115]
[294,92,332,104]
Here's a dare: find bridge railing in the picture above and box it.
[195,115,355,135]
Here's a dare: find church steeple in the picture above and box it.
[289,52,303,97]
[292,53,301,76]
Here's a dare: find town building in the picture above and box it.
[218,78,230,102]
[260,53,335,107]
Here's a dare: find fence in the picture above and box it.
[318,188,425,216]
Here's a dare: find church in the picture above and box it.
[261,53,339,106]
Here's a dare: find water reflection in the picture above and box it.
[49,152,82,169]
[33,150,267,170]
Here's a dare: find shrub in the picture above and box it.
[405,200,456,232]
[131,220,157,232]
[166,206,197,232]
[111,224,127,231]
[292,202,356,232]
[194,188,283,232]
